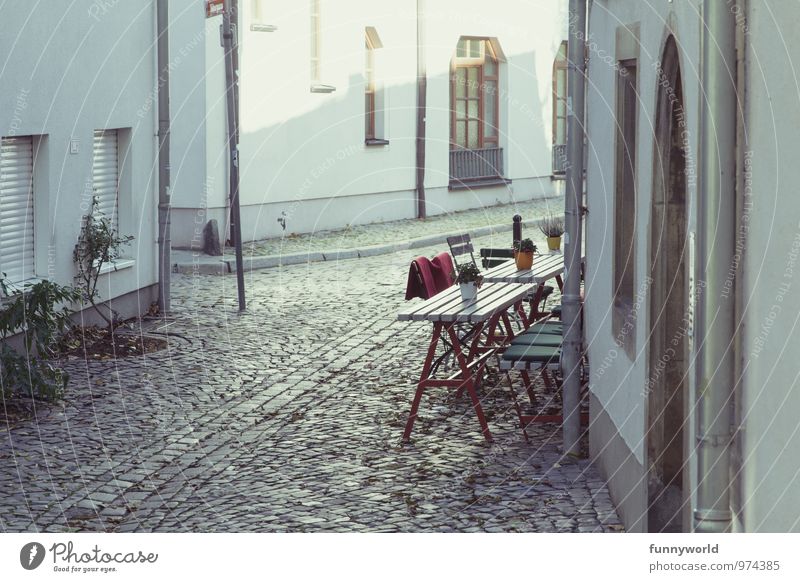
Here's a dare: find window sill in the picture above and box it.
[365,138,389,147]
[250,23,277,32]
[310,83,336,94]
[448,177,511,191]
[98,258,136,275]
[0,277,45,300]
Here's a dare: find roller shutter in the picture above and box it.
[0,136,35,283]
[92,129,119,232]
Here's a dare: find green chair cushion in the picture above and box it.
[501,344,561,364]
[529,322,563,335]
[511,332,563,347]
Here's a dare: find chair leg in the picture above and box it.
[505,371,530,442]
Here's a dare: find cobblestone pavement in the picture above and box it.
[0,235,622,533]
[244,196,564,256]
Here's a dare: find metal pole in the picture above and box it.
[694,0,737,533]
[223,0,246,311]
[512,214,522,246]
[561,0,587,457]
[415,0,427,219]
[156,0,171,313]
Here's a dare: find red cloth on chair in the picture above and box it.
[430,252,454,291]
[405,256,436,300]
[405,253,455,300]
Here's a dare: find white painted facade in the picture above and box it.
[584,0,800,532]
[169,0,569,247]
[0,1,165,316]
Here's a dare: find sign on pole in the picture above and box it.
[206,0,224,18]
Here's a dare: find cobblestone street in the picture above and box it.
[0,236,622,533]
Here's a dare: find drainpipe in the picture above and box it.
[156,0,171,313]
[694,0,738,533]
[222,0,246,311]
[561,0,587,457]
[415,0,427,219]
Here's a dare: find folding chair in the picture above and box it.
[499,322,589,440]
[446,234,477,271]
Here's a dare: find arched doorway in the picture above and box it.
[647,35,690,533]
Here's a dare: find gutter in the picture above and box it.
[694,0,739,533]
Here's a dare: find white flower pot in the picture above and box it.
[459,282,478,302]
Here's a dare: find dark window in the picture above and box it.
[365,36,376,139]
[614,60,638,317]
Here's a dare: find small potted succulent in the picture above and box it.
[455,263,483,302]
[513,238,537,270]
[538,214,565,251]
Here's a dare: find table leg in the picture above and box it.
[447,325,493,442]
[402,322,442,443]
[526,284,547,322]
[555,274,564,292]
[456,321,485,398]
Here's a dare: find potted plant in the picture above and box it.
[455,263,483,302]
[513,238,537,270]
[539,214,565,251]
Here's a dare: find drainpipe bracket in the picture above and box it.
[694,508,732,525]
[695,432,733,446]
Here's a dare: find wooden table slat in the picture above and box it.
[399,282,531,324]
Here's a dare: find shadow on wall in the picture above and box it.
[205,49,552,243]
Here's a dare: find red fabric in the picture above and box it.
[430,252,454,291]
[405,253,456,300]
[405,256,437,300]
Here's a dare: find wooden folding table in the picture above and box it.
[398,282,531,442]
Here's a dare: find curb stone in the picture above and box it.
[173,219,539,275]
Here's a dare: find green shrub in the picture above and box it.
[0,276,79,401]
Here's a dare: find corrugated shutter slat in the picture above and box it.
[0,136,35,283]
[92,130,119,232]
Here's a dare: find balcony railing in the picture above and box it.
[449,147,504,183]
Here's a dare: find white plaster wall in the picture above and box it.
[181,0,567,246]
[168,0,209,241]
[738,0,800,532]
[0,1,159,303]
[584,1,702,467]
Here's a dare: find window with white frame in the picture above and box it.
[92,129,120,233]
[0,136,36,284]
[310,0,321,82]
[365,27,386,143]
[552,41,568,174]
[451,38,499,150]
[310,0,334,92]
[250,0,276,32]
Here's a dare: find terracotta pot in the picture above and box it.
[515,251,534,270]
[459,282,478,302]
[547,236,562,251]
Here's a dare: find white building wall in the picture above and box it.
[584,0,702,529]
[0,1,159,310]
[168,0,211,249]
[738,1,800,533]
[586,0,800,532]
[174,0,567,247]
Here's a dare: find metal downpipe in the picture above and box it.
[562,0,587,457]
[415,0,427,219]
[694,0,738,533]
[156,0,171,313]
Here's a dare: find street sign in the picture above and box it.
[206,0,224,18]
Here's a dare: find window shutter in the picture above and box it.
[0,136,35,283]
[92,129,119,233]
